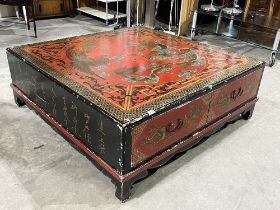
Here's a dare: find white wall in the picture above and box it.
[0,5,16,18]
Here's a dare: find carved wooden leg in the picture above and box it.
[114,169,150,202]
[13,92,26,107]
[242,105,255,120]
[115,181,133,202]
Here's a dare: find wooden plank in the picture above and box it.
[78,0,96,7]
[243,0,251,21]
[266,0,276,26]
[178,0,199,36]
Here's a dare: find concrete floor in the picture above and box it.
[0,16,280,210]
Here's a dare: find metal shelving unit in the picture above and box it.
[191,9,280,67]
[76,0,131,27]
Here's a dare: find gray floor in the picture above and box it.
[0,16,280,210]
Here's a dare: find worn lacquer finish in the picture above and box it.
[7,27,265,202]
[131,93,211,167]
[131,67,264,166]
[7,53,124,172]
[11,27,262,123]
[208,69,264,121]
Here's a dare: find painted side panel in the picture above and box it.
[131,93,211,167]
[7,52,124,173]
[208,68,264,122]
[131,67,264,168]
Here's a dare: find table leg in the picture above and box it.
[127,0,131,27]
[115,181,133,202]
[31,5,37,38]
[62,0,66,15]
[191,10,198,40]
[116,0,119,24]
[216,11,222,34]
[269,29,280,67]
[243,0,251,21]
[144,0,156,28]
[272,29,280,52]
[69,0,74,17]
[155,0,159,17]
[13,92,26,107]
[26,6,30,30]
[22,6,27,24]
[106,2,108,25]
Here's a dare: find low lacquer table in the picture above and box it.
[7,27,265,202]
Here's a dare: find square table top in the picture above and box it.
[9,27,264,123]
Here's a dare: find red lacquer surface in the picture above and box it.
[18,27,260,118]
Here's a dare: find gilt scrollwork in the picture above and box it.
[142,105,202,146]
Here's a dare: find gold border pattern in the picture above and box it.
[9,27,264,123]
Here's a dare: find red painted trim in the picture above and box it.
[11,84,257,183]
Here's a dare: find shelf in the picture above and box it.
[193,9,280,66]
[77,6,127,21]
[197,9,280,31]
